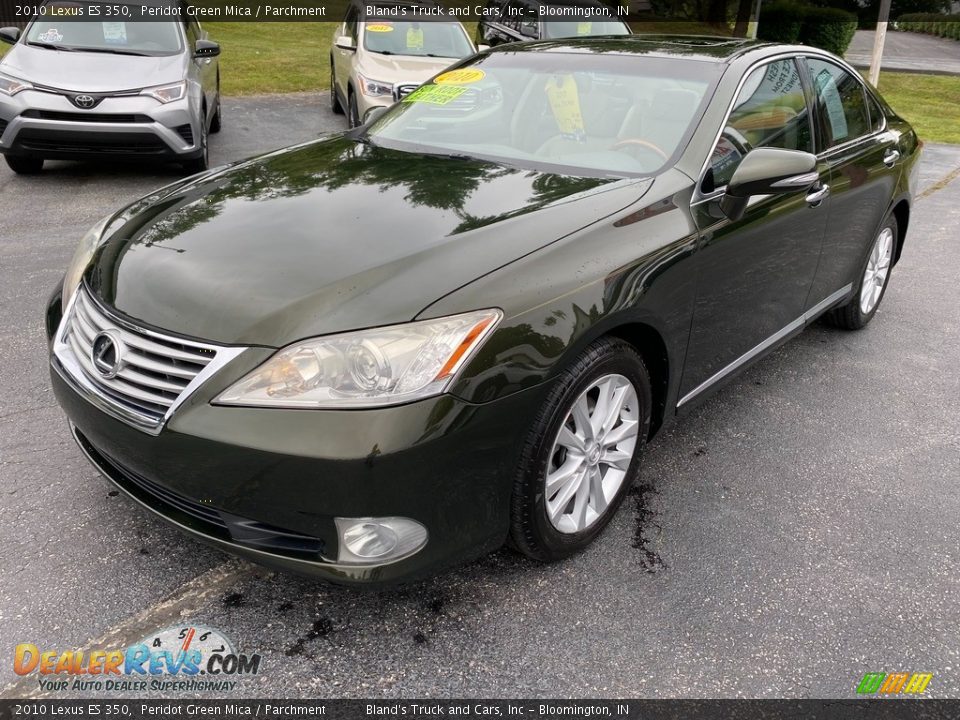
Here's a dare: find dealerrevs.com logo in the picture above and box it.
[856,672,933,695]
[13,625,262,694]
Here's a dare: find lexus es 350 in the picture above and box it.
[47,37,920,585]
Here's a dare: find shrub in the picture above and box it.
[800,6,859,54]
[898,13,960,40]
[758,2,807,43]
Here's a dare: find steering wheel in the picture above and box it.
[609,138,669,162]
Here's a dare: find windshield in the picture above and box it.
[366,51,721,178]
[542,21,631,39]
[26,8,183,56]
[362,21,474,58]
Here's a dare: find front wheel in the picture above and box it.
[5,155,43,174]
[181,112,209,175]
[330,61,343,115]
[510,337,652,561]
[825,215,898,330]
[347,90,360,129]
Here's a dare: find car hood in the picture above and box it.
[0,44,184,91]
[87,135,652,347]
[359,52,464,84]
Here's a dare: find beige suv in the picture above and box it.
[330,0,479,127]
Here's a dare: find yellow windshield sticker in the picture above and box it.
[434,69,485,85]
[402,85,468,105]
[366,23,394,32]
[406,27,424,50]
[577,22,593,35]
[545,74,585,140]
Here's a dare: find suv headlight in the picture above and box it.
[0,71,32,96]
[357,73,393,98]
[62,214,114,311]
[140,81,187,104]
[215,309,501,408]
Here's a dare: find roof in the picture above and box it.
[492,34,773,63]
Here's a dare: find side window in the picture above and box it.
[866,91,885,133]
[344,6,359,42]
[805,58,871,148]
[707,58,813,190]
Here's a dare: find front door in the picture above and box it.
[680,57,830,405]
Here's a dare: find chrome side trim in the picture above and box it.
[52,287,247,435]
[677,283,853,408]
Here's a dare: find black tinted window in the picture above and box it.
[708,59,813,189]
[806,58,871,147]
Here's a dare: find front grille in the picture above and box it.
[174,123,193,145]
[60,286,217,425]
[21,110,151,123]
[18,131,167,155]
[394,84,418,101]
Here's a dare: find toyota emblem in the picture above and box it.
[91,331,124,379]
[73,94,97,109]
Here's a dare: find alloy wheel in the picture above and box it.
[545,373,640,534]
[860,227,894,315]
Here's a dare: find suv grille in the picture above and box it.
[394,84,418,101]
[56,285,231,432]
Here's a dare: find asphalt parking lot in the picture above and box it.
[1,93,959,699]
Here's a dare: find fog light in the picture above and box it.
[335,516,428,565]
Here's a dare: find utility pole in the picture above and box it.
[869,0,893,87]
[747,0,762,39]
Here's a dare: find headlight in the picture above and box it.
[61,214,113,312]
[140,81,187,104]
[0,72,32,96]
[357,73,393,98]
[215,309,502,408]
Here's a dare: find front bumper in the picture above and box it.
[0,89,202,160]
[46,292,545,585]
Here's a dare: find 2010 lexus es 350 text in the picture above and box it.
[47,37,920,585]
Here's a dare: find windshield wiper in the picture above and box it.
[27,41,75,51]
[75,47,150,56]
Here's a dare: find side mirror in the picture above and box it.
[477,43,490,52]
[0,27,21,45]
[720,147,818,221]
[336,35,356,51]
[194,39,220,58]
[519,22,539,38]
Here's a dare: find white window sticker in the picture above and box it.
[815,69,848,141]
[103,22,127,45]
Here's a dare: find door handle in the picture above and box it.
[884,149,901,167]
[806,183,830,207]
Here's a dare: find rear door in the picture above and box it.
[801,56,903,308]
[680,57,831,406]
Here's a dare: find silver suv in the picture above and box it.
[0,7,221,175]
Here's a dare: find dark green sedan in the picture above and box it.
[47,36,920,585]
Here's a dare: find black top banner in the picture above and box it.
[0,700,958,720]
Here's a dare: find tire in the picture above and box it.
[825,214,898,330]
[210,80,222,134]
[347,89,360,129]
[509,337,652,562]
[181,112,209,175]
[5,155,43,174]
[330,60,343,115]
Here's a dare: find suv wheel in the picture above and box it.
[181,112,209,175]
[5,155,43,175]
[210,80,222,134]
[330,61,343,115]
[510,337,652,561]
[347,89,360,128]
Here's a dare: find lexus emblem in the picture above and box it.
[91,331,123,379]
[73,94,97,109]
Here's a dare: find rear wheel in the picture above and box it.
[5,155,43,174]
[510,337,652,561]
[330,60,343,115]
[825,215,898,330]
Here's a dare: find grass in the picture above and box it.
[872,71,960,145]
